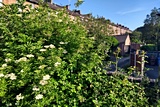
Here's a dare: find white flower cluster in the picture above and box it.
[0,73,4,77]
[15,57,27,63]
[6,103,12,106]
[2,63,7,68]
[44,44,55,49]
[90,37,95,40]
[39,80,48,85]
[56,11,59,14]
[33,75,51,100]
[16,93,24,100]
[54,62,61,67]
[39,74,50,86]
[38,65,47,69]
[20,69,24,73]
[32,86,40,91]
[5,58,11,62]
[63,50,67,54]
[35,94,43,100]
[5,73,17,80]
[59,41,68,45]
[43,74,50,80]
[40,49,46,52]
[26,54,34,58]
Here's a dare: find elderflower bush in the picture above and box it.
[0,1,148,107]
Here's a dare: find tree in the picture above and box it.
[130,31,142,43]
[75,0,84,7]
[143,7,160,50]
[82,16,119,59]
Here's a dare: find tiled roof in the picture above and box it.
[26,0,89,18]
[115,34,129,43]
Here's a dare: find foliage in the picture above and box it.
[82,16,119,59]
[130,31,142,43]
[141,44,157,51]
[137,7,160,49]
[74,0,84,7]
[0,1,149,106]
[113,47,121,72]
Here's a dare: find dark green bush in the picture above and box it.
[141,44,156,51]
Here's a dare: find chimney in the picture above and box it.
[75,10,80,14]
[66,5,70,10]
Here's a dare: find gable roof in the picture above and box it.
[115,34,129,43]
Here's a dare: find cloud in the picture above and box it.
[117,8,146,15]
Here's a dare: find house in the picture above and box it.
[1,0,90,20]
[115,34,131,55]
[113,24,132,35]
[1,0,39,8]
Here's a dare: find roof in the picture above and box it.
[26,0,39,4]
[115,34,129,43]
[26,0,89,18]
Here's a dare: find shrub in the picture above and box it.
[141,44,156,51]
[0,1,148,106]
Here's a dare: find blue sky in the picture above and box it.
[53,0,160,31]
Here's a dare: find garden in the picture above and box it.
[0,1,159,106]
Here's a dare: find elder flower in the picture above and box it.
[2,63,7,68]
[49,44,55,48]
[54,62,61,67]
[26,54,34,58]
[44,45,50,48]
[32,86,40,91]
[20,69,24,73]
[19,57,27,62]
[39,65,47,69]
[39,80,48,85]
[43,74,50,80]
[35,94,43,100]
[0,73,4,77]
[5,58,11,62]
[9,73,17,80]
[63,50,67,54]
[56,12,59,14]
[59,41,65,44]
[40,49,46,52]
[15,57,27,63]
[16,93,24,100]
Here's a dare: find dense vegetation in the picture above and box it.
[131,8,160,50]
[0,1,159,106]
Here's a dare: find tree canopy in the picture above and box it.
[135,8,160,49]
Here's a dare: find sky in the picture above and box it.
[53,0,160,31]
